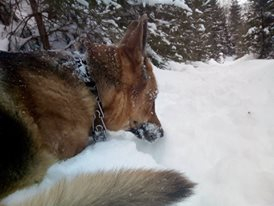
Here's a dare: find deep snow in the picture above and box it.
[2,56,274,206]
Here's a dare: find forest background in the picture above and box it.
[0,0,273,67]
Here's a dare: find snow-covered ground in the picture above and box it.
[3,56,274,206]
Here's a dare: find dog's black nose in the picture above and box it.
[130,123,164,142]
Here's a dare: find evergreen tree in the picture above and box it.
[204,0,231,60]
[228,0,245,57]
[185,0,208,61]
[218,7,233,58]
[246,0,274,58]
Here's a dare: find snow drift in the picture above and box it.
[2,56,274,206]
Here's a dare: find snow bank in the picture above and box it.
[154,57,274,206]
[0,38,9,51]
[0,25,9,51]
[127,0,190,10]
[3,57,274,206]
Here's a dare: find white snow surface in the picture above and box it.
[3,55,274,206]
[128,0,191,11]
[0,25,9,51]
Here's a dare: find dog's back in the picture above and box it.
[0,15,195,205]
[0,56,195,204]
[0,51,95,197]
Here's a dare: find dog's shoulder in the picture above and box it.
[0,50,73,70]
[0,50,84,85]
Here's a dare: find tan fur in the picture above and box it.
[0,15,193,205]
[0,65,95,197]
[15,69,95,158]
[1,169,195,206]
[86,15,161,131]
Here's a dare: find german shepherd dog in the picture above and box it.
[0,15,195,205]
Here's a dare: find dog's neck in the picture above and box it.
[73,52,107,142]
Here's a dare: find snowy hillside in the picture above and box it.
[3,56,274,206]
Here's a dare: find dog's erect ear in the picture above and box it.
[119,14,148,63]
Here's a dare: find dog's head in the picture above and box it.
[86,15,163,141]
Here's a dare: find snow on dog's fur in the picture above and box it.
[0,15,194,205]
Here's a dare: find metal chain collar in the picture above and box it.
[73,53,107,142]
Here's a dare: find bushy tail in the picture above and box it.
[3,169,195,206]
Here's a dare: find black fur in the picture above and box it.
[165,170,196,201]
[0,108,35,198]
[0,50,76,75]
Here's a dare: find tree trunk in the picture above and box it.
[29,0,50,50]
[0,1,12,26]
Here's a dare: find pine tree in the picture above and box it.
[0,1,13,26]
[185,0,208,61]
[246,0,274,58]
[203,0,231,61]
[218,6,233,58]
[228,0,245,57]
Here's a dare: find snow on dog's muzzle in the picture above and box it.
[130,122,164,142]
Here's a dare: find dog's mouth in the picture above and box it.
[129,123,164,142]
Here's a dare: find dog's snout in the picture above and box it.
[129,122,164,142]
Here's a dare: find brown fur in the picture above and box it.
[86,44,160,131]
[0,56,94,197]
[0,15,193,205]
[1,169,195,206]
[85,15,162,132]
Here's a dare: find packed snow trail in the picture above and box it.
[154,57,274,206]
[3,56,274,206]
